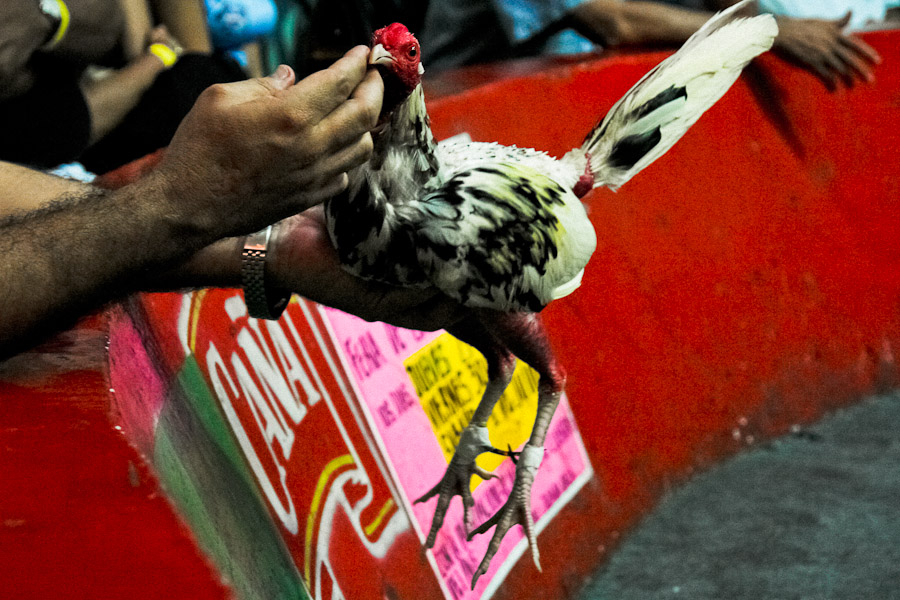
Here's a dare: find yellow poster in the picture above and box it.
[403,333,539,487]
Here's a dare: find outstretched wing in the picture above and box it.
[406,162,597,312]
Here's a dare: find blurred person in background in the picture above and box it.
[0,0,245,174]
[419,0,882,90]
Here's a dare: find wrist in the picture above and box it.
[138,168,222,253]
[242,225,291,319]
[147,237,243,291]
[148,42,181,69]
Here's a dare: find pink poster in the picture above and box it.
[320,307,593,600]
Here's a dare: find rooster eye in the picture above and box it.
[408,46,417,58]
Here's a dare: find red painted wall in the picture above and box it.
[420,29,900,597]
[0,318,231,600]
[1,29,898,599]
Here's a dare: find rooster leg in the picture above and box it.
[468,310,565,590]
[415,316,517,547]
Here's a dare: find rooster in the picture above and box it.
[324,1,776,588]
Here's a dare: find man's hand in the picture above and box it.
[267,208,468,332]
[774,13,881,90]
[156,46,383,244]
[0,49,387,356]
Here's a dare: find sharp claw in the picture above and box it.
[466,451,542,588]
[472,566,489,589]
[523,512,541,571]
[471,565,488,590]
[420,429,546,587]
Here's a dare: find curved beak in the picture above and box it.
[369,44,393,67]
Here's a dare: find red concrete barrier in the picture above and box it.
[424,29,900,599]
[1,29,898,600]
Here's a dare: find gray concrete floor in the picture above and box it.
[577,392,900,600]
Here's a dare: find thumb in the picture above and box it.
[836,10,852,28]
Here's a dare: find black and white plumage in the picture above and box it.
[324,1,776,589]
[328,83,598,313]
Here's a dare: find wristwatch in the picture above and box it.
[242,226,291,320]
[38,0,69,50]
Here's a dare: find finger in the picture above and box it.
[317,69,385,155]
[150,25,169,43]
[379,294,470,332]
[306,132,373,183]
[297,173,349,205]
[288,46,370,120]
[210,65,297,106]
[821,49,855,87]
[839,34,882,66]
[376,284,467,323]
[834,43,875,84]
[302,204,327,224]
[835,11,852,29]
[807,59,838,91]
[268,64,297,90]
[355,285,445,324]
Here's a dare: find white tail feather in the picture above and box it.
[576,0,777,191]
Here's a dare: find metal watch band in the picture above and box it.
[241,226,290,320]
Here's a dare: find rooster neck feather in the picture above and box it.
[374,84,440,183]
[324,84,439,287]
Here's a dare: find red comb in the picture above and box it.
[373,22,412,46]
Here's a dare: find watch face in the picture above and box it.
[39,0,62,20]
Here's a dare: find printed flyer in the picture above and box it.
[321,307,593,600]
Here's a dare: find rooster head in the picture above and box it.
[370,23,423,116]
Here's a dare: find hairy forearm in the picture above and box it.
[0,171,209,358]
[0,162,87,217]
